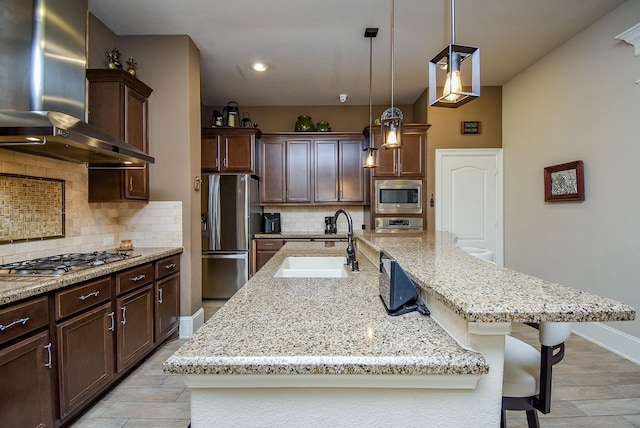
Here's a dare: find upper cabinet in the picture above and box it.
[260,133,366,205]
[201,128,261,174]
[86,69,153,202]
[260,136,312,204]
[368,124,430,178]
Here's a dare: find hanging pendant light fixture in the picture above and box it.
[381,0,402,149]
[429,0,480,108]
[363,27,379,169]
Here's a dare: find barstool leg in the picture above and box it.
[525,409,540,428]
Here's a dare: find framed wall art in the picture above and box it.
[544,160,584,202]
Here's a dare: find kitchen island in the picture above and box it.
[164,231,635,427]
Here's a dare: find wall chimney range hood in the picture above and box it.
[0,0,154,166]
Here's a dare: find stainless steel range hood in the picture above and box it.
[0,0,154,165]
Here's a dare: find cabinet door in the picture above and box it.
[116,285,154,373]
[124,87,148,152]
[223,134,254,172]
[399,131,425,177]
[201,137,220,172]
[57,302,115,420]
[0,330,54,428]
[124,167,149,200]
[260,140,286,203]
[339,139,365,202]
[155,274,180,343]
[286,140,312,203]
[373,132,398,177]
[314,140,339,202]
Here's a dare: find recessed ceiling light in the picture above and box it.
[251,62,268,72]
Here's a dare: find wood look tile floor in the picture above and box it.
[72,302,640,427]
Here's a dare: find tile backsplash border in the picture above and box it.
[0,150,182,264]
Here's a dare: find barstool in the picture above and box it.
[501,322,572,428]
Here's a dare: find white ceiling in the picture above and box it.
[88,0,626,107]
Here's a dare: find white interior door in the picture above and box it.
[435,149,503,266]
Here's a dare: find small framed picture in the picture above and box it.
[544,160,584,202]
[461,121,481,134]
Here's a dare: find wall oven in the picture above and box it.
[374,179,422,215]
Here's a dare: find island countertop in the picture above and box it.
[164,241,488,376]
[355,231,636,324]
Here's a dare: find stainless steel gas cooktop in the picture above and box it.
[0,251,138,277]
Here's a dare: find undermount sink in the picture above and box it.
[274,256,349,278]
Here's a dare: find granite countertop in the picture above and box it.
[0,247,183,306]
[254,232,348,239]
[164,241,488,376]
[355,231,636,324]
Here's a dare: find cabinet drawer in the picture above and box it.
[255,239,285,250]
[0,296,49,345]
[116,264,154,295]
[154,255,180,280]
[55,277,112,320]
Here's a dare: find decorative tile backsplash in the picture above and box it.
[0,173,65,242]
[263,205,367,233]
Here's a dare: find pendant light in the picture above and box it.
[363,27,378,169]
[429,0,480,108]
[381,0,402,149]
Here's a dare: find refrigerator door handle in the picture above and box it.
[210,174,222,251]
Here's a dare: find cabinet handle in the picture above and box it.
[131,274,146,282]
[216,158,219,169]
[129,176,134,192]
[0,317,29,331]
[121,306,127,325]
[223,157,228,168]
[108,311,115,331]
[43,342,52,369]
[158,288,163,304]
[78,290,100,301]
[164,263,176,270]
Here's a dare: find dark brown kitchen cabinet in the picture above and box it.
[368,124,429,177]
[253,238,285,273]
[57,301,115,420]
[314,138,365,203]
[154,255,181,343]
[116,284,154,372]
[115,264,155,373]
[201,128,260,173]
[260,137,312,204]
[0,297,54,428]
[86,69,153,202]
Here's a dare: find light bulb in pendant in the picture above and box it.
[385,122,400,148]
[443,53,462,102]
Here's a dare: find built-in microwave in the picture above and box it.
[374,179,422,214]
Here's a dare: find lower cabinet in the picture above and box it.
[155,273,180,343]
[0,330,54,428]
[116,284,154,373]
[0,254,181,426]
[57,302,115,420]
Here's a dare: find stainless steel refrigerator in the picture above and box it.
[201,174,261,299]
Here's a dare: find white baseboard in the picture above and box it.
[572,322,640,365]
[179,307,204,338]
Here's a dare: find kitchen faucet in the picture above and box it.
[333,209,358,272]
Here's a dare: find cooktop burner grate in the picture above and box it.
[0,251,136,277]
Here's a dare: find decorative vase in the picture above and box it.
[316,121,331,132]
[295,115,314,132]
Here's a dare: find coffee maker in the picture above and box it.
[324,216,336,234]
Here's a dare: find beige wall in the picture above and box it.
[503,1,640,348]
[423,86,503,230]
[116,35,203,319]
[202,104,413,133]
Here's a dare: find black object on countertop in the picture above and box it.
[262,213,281,234]
[379,251,430,317]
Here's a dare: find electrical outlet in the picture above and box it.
[103,236,114,247]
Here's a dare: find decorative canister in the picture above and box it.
[295,115,314,132]
[316,121,331,132]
